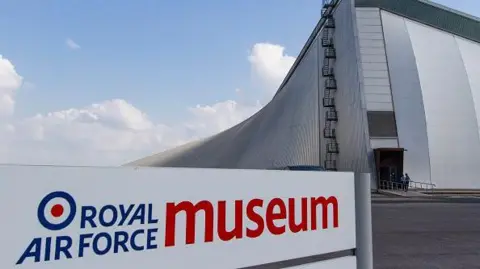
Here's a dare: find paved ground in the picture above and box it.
[372,202,480,269]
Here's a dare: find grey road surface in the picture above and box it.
[372,202,480,269]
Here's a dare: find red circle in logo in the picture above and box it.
[50,204,64,218]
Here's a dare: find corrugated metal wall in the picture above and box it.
[127,0,372,175]
[356,7,394,112]
[332,0,371,173]
[127,36,322,169]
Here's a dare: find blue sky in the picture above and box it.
[0,0,478,166]
[0,0,324,124]
[1,0,477,122]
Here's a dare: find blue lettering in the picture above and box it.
[119,204,135,226]
[146,228,158,250]
[20,203,159,263]
[147,204,158,224]
[93,232,112,255]
[44,237,52,262]
[79,233,94,257]
[99,205,118,227]
[130,229,145,251]
[81,206,97,229]
[128,205,145,225]
[54,236,73,261]
[16,238,42,264]
[113,231,129,253]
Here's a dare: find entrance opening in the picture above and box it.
[373,148,405,190]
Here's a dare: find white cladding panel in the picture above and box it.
[381,10,480,189]
[370,138,398,149]
[457,38,480,143]
[0,165,357,268]
[380,11,432,185]
[356,7,393,112]
[406,20,480,189]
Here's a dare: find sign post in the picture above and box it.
[355,173,374,269]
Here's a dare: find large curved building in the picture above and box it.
[127,0,480,189]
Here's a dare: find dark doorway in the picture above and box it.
[374,148,405,188]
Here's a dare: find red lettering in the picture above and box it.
[164,201,214,247]
[266,198,287,235]
[217,200,243,241]
[163,196,339,246]
[310,196,339,230]
[288,198,308,233]
[246,199,264,238]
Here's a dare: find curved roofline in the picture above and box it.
[418,0,480,22]
[273,0,343,98]
[356,0,480,43]
[273,0,480,98]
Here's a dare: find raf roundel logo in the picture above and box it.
[37,191,77,231]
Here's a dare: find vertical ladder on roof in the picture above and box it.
[321,0,339,171]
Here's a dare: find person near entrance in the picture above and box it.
[401,173,410,192]
[405,173,410,192]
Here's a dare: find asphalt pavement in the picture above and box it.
[372,202,480,269]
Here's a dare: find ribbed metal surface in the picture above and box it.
[356,7,394,112]
[127,0,372,173]
[355,0,480,43]
[330,0,371,173]
[126,38,322,169]
[274,0,341,97]
[127,1,480,190]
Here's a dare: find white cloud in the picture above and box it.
[248,43,295,94]
[0,55,23,116]
[66,38,81,50]
[0,43,296,166]
[185,99,262,139]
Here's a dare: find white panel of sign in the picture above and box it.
[0,165,356,269]
[289,256,357,269]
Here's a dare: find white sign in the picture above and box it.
[0,165,356,269]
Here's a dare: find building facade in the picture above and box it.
[127,0,480,189]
